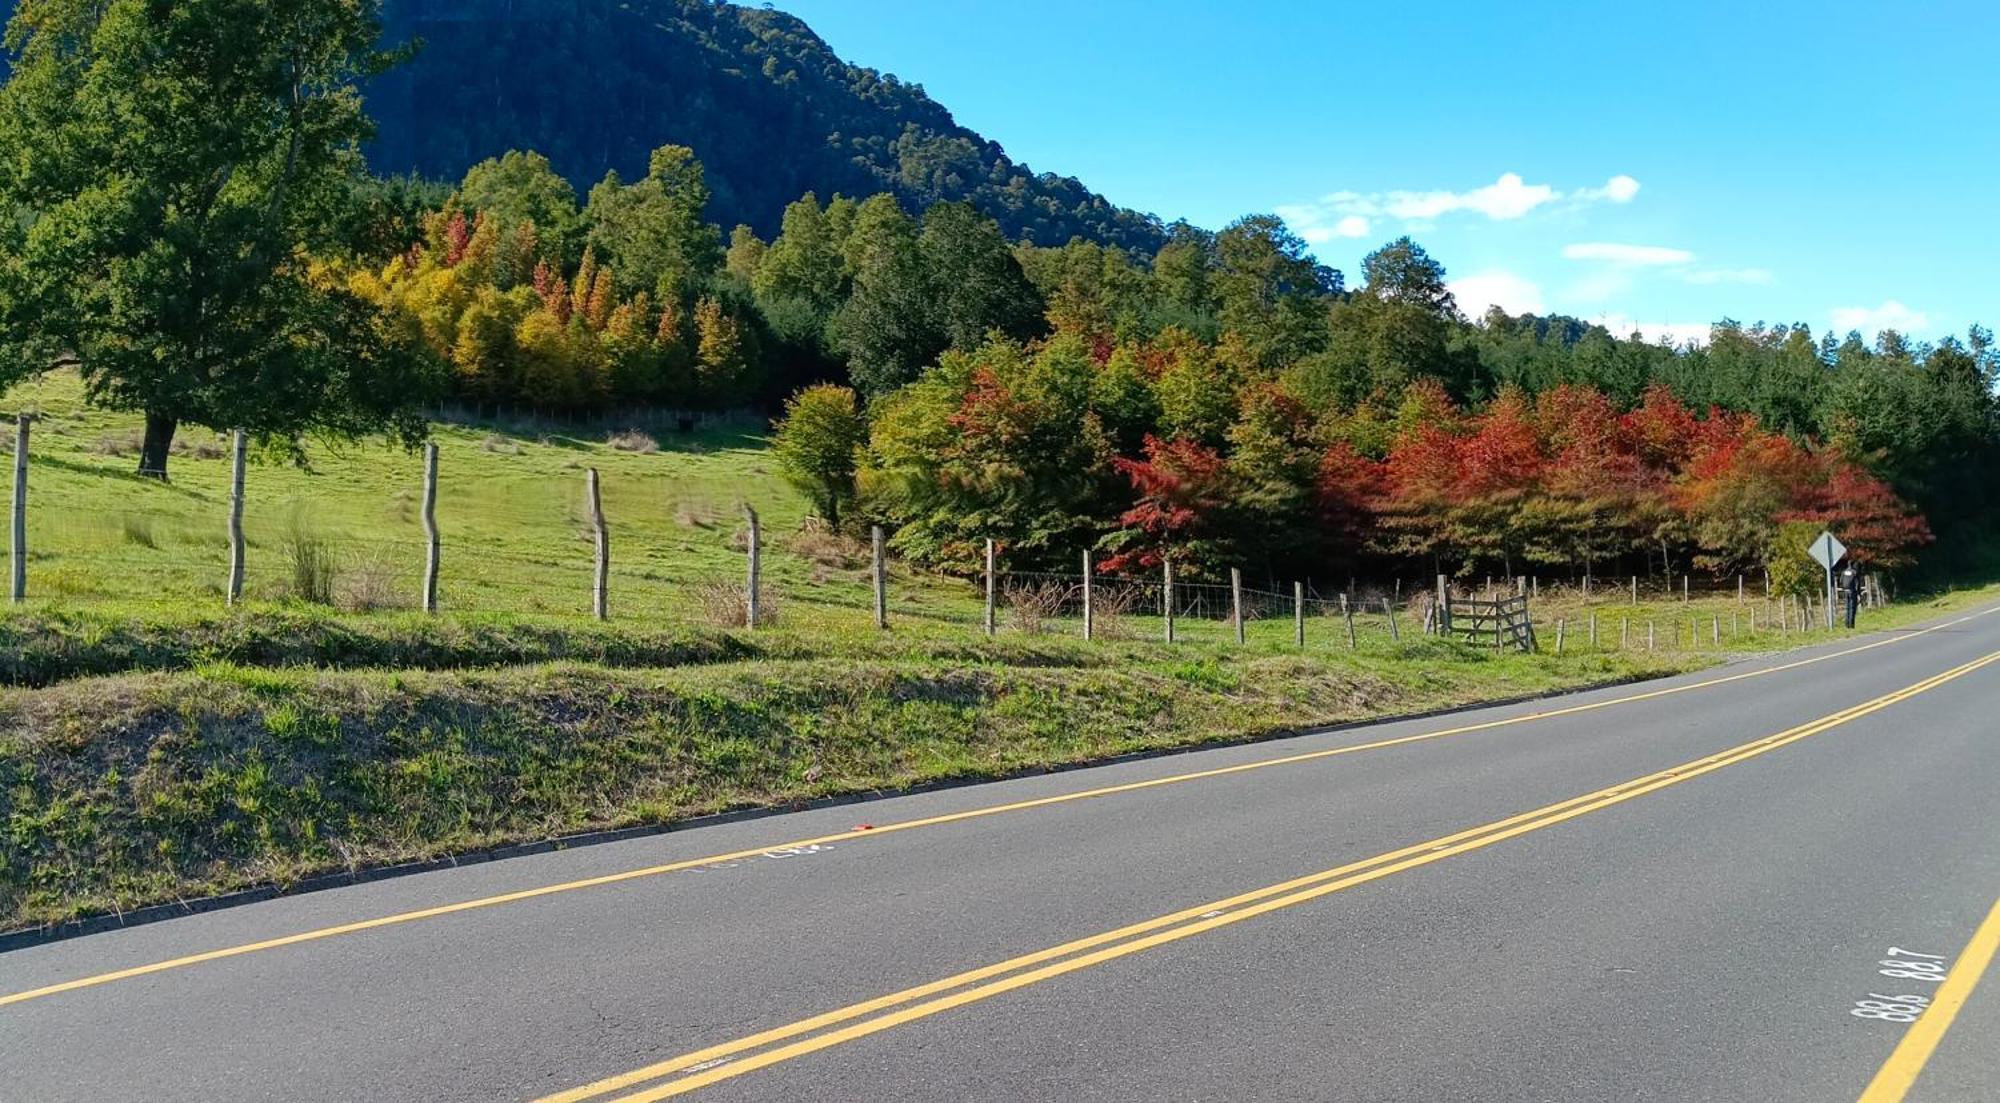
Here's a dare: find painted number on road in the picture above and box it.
[1850,947,1947,1023]
[1879,947,1948,983]
[1852,993,1931,1022]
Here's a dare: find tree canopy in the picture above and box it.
[0,0,442,477]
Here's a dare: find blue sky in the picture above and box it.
[777,0,1995,345]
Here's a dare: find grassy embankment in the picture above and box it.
[2,370,1993,932]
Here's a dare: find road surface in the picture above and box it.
[5,604,2000,1101]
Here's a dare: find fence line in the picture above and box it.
[0,424,1896,654]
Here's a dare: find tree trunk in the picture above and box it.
[138,412,176,480]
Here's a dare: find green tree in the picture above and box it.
[724,224,767,283]
[831,194,941,399]
[582,145,723,301]
[917,201,1045,351]
[0,0,442,478]
[772,384,867,529]
[753,192,847,311]
[1152,221,1217,327]
[457,150,583,272]
[1212,214,1337,368]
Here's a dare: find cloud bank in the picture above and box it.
[1277,172,1640,244]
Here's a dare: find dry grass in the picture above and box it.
[674,500,720,530]
[786,519,864,570]
[606,429,659,454]
[337,554,409,613]
[91,432,140,457]
[480,433,521,455]
[692,576,781,627]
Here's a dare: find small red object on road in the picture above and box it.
[853,824,874,830]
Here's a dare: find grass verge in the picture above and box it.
[1,636,1697,932]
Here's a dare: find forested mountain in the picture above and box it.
[363,0,1164,251]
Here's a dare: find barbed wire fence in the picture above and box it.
[0,412,1891,653]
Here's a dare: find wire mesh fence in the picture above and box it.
[0,407,1886,653]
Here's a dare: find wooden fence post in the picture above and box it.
[227,430,247,606]
[1737,574,1744,602]
[1293,581,1304,648]
[421,442,439,614]
[1162,557,1176,643]
[1712,615,1720,645]
[1555,618,1566,655]
[1647,619,1655,651]
[9,413,26,604]
[1620,617,1629,649]
[1589,612,1598,648]
[1435,574,1452,636]
[871,525,888,629]
[1230,567,1244,645]
[1631,576,1638,605]
[741,503,758,628]
[1081,548,1094,641]
[983,538,996,637]
[587,468,608,621]
[1682,574,1689,603]
[1341,593,1356,649]
[1383,596,1399,642]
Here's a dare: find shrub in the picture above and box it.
[1089,582,1144,640]
[284,527,338,605]
[1005,580,1069,635]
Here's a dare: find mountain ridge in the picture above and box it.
[364,0,1167,250]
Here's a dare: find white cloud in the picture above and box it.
[1451,270,1546,318]
[1384,173,1556,221]
[1276,171,1641,244]
[1573,174,1641,204]
[1562,242,1695,266]
[1829,300,1932,335]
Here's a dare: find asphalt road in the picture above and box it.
[5,605,2000,1102]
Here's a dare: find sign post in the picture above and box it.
[1807,530,1846,630]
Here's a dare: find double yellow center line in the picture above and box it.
[541,647,2000,1102]
[3,607,1992,1010]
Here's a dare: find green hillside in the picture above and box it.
[361,0,1166,250]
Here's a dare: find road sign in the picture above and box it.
[1807,530,1846,630]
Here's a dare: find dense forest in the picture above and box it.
[338,142,1997,588]
[359,0,1164,251]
